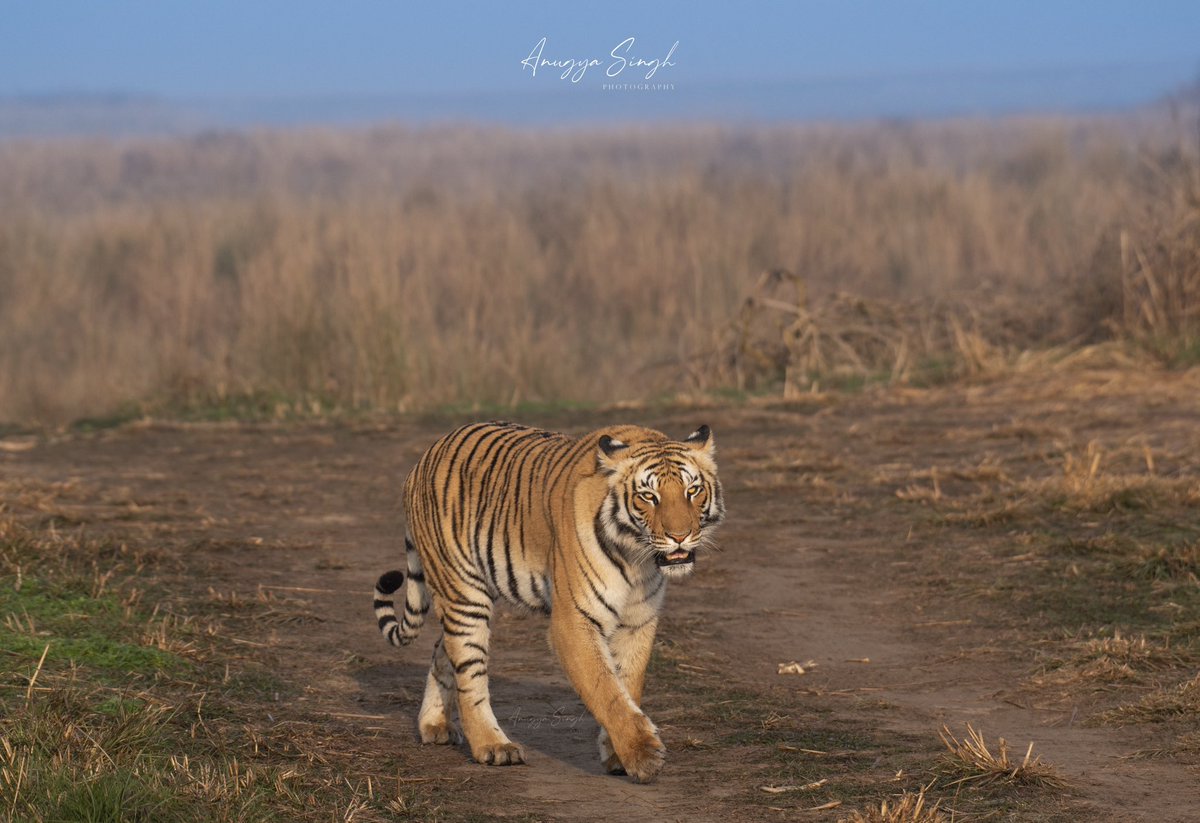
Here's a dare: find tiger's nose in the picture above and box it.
[666,530,690,545]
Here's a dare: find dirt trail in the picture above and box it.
[4,370,1199,821]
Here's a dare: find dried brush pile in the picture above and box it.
[721,269,1040,395]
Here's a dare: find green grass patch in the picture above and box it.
[166,390,343,423]
[0,582,183,675]
[3,633,179,674]
[0,518,456,822]
[69,403,145,433]
[67,389,375,428]
[0,421,38,438]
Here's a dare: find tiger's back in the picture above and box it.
[405,421,580,614]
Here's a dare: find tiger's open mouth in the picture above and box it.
[655,549,695,567]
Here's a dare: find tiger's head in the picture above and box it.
[595,425,725,578]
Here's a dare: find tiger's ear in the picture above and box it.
[598,434,629,458]
[683,425,714,453]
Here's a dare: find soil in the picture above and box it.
[3,368,1199,821]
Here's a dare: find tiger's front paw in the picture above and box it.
[472,741,526,766]
[615,726,665,784]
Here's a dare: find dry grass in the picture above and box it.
[1127,538,1200,582]
[1115,124,1200,364]
[1020,441,1200,513]
[1101,674,1200,726]
[895,439,1200,521]
[937,724,1066,790]
[1030,632,1191,692]
[1,116,1199,425]
[1125,730,1200,761]
[838,785,949,823]
[1059,632,1186,674]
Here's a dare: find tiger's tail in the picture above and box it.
[373,537,430,647]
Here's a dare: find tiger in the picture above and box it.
[372,421,724,783]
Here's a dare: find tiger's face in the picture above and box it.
[596,425,725,578]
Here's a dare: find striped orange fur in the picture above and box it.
[373,421,724,781]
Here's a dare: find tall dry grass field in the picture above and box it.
[1,116,1197,425]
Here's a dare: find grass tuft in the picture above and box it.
[1101,674,1200,726]
[1126,538,1200,582]
[1026,442,1185,514]
[1030,632,1192,692]
[838,784,949,823]
[937,724,1066,789]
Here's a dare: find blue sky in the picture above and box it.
[5,2,1199,95]
[2,2,1198,124]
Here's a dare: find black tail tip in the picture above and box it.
[376,570,405,594]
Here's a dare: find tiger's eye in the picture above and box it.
[637,491,657,504]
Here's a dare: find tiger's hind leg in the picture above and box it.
[418,634,462,745]
[597,727,623,775]
[439,599,526,766]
